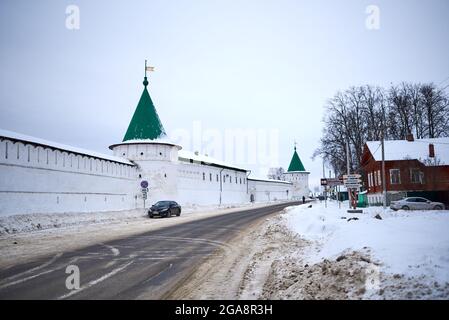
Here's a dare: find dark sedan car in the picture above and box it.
[148,201,181,218]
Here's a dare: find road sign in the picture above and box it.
[343,174,361,179]
[326,178,344,187]
[140,180,149,188]
[345,184,361,189]
[141,187,148,200]
[344,179,362,184]
[320,179,328,186]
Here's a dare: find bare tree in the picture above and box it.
[314,82,449,176]
[267,167,285,180]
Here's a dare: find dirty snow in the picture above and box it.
[281,201,449,298]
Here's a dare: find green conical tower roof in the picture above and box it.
[123,76,166,141]
[287,146,306,172]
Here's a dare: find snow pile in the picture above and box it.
[0,209,147,235]
[282,201,449,285]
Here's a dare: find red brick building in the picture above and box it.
[360,135,449,205]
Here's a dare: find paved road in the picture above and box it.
[0,201,301,299]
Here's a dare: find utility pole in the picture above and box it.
[323,159,327,208]
[381,110,387,209]
[346,141,351,209]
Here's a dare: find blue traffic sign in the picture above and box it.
[140,180,148,188]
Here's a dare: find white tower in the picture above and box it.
[283,145,310,199]
[109,70,181,206]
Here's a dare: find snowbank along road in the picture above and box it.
[0,201,301,299]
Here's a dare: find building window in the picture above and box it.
[390,169,401,185]
[240,178,242,184]
[203,172,205,181]
[410,169,423,184]
[235,177,238,184]
[368,173,372,187]
[209,173,212,181]
[377,170,381,186]
[216,174,219,182]
[373,171,377,186]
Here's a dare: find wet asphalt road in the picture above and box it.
[0,201,301,300]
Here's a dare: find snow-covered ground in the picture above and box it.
[0,201,279,235]
[281,200,449,299]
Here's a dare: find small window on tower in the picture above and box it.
[140,152,144,156]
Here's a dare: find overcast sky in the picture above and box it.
[1,0,449,189]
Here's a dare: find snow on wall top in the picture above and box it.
[178,150,247,172]
[366,137,449,165]
[109,137,182,150]
[0,129,135,166]
[247,176,293,185]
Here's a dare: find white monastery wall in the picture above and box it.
[176,162,248,206]
[248,179,293,202]
[1,136,307,216]
[0,138,138,216]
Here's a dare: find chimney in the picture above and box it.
[429,144,435,158]
[406,133,414,142]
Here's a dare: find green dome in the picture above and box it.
[287,147,306,172]
[123,78,166,141]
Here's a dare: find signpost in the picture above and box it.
[326,178,344,187]
[343,174,362,212]
[140,180,149,208]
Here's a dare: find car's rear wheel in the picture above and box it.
[434,205,443,210]
[402,206,410,210]
[149,214,154,219]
